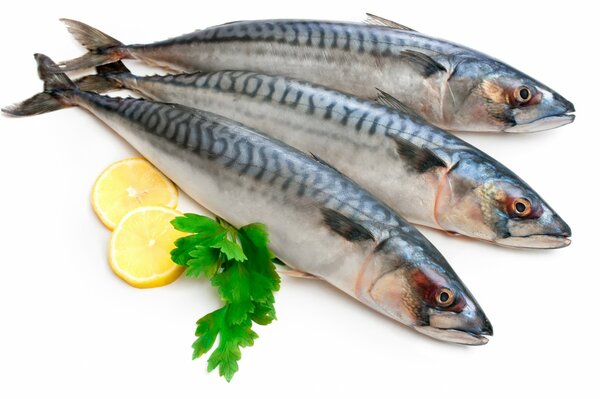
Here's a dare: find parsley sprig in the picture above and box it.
[171,214,280,381]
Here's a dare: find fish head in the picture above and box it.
[367,236,492,345]
[445,56,575,133]
[434,157,571,248]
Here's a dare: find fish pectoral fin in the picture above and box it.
[276,264,320,280]
[364,13,417,31]
[376,88,448,175]
[401,50,447,77]
[375,88,422,119]
[394,137,447,174]
[321,208,375,242]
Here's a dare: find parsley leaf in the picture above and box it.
[171,214,279,382]
[192,308,223,360]
[206,311,258,381]
[172,213,223,235]
[186,247,220,278]
[212,262,254,325]
[212,238,247,262]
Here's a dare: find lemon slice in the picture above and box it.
[109,206,186,288]
[92,158,178,230]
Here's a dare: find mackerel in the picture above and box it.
[55,16,575,133]
[79,65,571,248]
[3,54,493,345]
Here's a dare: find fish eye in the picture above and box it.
[514,86,532,104]
[435,287,455,307]
[509,197,532,218]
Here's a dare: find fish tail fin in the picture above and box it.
[37,53,77,92]
[56,18,126,71]
[2,54,77,116]
[75,61,130,93]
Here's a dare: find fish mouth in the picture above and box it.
[504,113,575,133]
[495,234,571,249]
[414,326,491,346]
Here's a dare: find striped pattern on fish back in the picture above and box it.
[81,92,413,234]
[140,20,462,57]
[138,70,472,154]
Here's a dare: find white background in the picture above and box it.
[1,1,597,397]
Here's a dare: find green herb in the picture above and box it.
[171,214,280,381]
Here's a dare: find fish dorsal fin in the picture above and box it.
[401,50,447,77]
[394,137,447,174]
[321,209,375,242]
[375,90,448,174]
[310,152,343,174]
[375,88,422,119]
[207,20,244,29]
[364,13,416,31]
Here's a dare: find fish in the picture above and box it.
[2,54,493,345]
[75,63,571,248]
[53,15,575,133]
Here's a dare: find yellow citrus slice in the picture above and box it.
[109,206,186,288]
[92,158,178,230]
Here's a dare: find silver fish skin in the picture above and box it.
[77,66,571,249]
[2,54,493,345]
[56,17,575,133]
